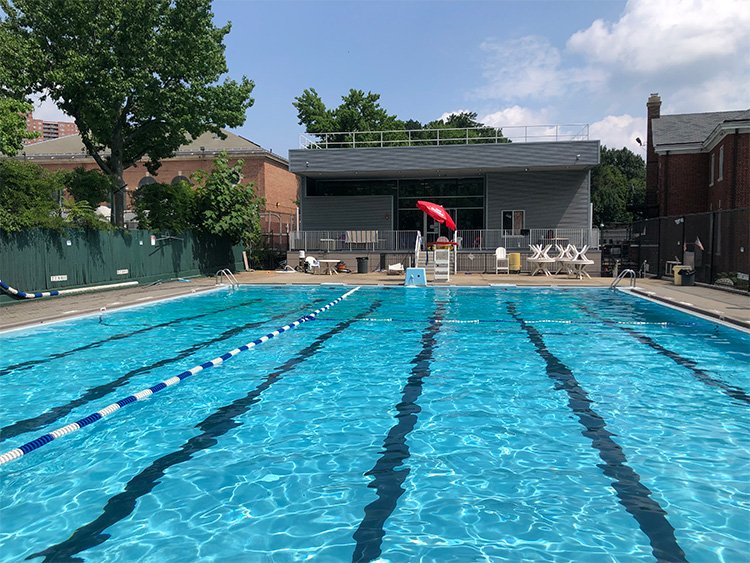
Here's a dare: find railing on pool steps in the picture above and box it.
[215,269,239,288]
[0,286,361,466]
[610,269,637,289]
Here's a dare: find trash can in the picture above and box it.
[356,256,369,274]
[508,253,521,274]
[680,268,695,286]
[674,266,695,286]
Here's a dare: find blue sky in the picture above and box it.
[34,0,750,157]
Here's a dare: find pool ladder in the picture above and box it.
[610,269,637,289]
[215,269,239,288]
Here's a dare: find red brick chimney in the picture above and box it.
[645,93,661,217]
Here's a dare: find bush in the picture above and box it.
[0,159,64,232]
[133,180,196,233]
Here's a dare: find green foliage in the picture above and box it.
[133,180,196,233]
[64,167,113,208]
[591,146,646,226]
[62,196,111,230]
[0,0,254,226]
[294,90,506,147]
[0,159,112,232]
[193,153,264,247]
[0,158,64,231]
[0,96,37,155]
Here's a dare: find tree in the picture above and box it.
[0,96,36,155]
[64,167,113,208]
[193,153,264,247]
[591,146,645,226]
[425,111,508,144]
[0,158,64,231]
[294,88,403,147]
[133,180,196,233]
[0,0,254,227]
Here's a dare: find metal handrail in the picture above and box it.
[610,269,636,289]
[215,269,239,288]
[299,123,590,149]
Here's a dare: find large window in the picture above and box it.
[397,177,484,230]
[306,179,397,197]
[306,176,486,231]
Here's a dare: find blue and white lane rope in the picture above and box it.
[0,286,361,466]
[0,279,138,300]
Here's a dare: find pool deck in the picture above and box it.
[1,271,748,332]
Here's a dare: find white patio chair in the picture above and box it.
[304,256,320,274]
[495,247,509,274]
[387,262,405,275]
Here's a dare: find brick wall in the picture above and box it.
[29,153,300,222]
[659,152,709,215]
[712,132,750,210]
[261,160,300,231]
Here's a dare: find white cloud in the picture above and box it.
[480,106,562,141]
[481,105,551,127]
[568,0,750,74]
[589,114,647,152]
[473,35,605,102]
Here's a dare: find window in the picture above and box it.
[709,153,715,186]
[501,210,525,234]
[718,146,724,181]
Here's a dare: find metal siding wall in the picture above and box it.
[290,141,599,174]
[300,196,393,230]
[0,229,242,303]
[486,170,590,228]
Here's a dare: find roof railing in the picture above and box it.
[299,124,589,149]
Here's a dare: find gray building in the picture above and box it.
[287,127,600,269]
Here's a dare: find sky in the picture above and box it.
[32,0,750,158]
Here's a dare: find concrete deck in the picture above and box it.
[1,271,748,332]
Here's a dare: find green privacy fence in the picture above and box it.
[0,229,243,304]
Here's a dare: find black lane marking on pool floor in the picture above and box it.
[624,328,750,405]
[0,298,264,378]
[29,299,383,563]
[579,305,750,407]
[0,300,325,443]
[506,302,687,563]
[351,302,445,563]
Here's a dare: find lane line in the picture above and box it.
[0,300,325,442]
[507,301,687,563]
[0,288,360,466]
[351,302,445,563]
[29,299,382,562]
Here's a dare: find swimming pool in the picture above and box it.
[1,286,748,562]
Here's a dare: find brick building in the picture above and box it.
[24,114,79,144]
[19,130,299,233]
[646,93,749,217]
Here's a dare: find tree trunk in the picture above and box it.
[110,134,126,227]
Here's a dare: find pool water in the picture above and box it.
[0,286,748,562]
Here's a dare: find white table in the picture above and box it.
[318,259,339,275]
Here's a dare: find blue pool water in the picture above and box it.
[1,286,748,562]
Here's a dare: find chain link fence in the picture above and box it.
[629,208,749,291]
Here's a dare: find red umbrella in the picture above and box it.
[416,200,457,231]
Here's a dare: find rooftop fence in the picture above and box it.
[299,124,590,149]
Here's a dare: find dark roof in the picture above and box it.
[22,129,264,156]
[652,109,750,147]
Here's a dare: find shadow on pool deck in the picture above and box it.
[1,271,748,332]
